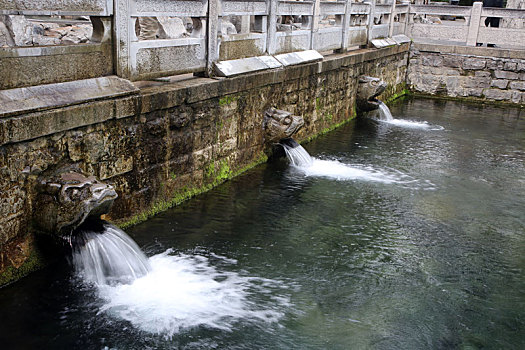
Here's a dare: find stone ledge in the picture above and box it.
[0,45,410,145]
[213,56,282,77]
[413,43,525,60]
[274,50,324,66]
[0,76,138,119]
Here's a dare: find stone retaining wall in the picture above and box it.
[408,43,525,105]
[0,45,409,286]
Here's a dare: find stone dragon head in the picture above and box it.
[263,107,305,145]
[33,172,118,238]
[356,76,387,113]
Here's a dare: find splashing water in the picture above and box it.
[72,223,289,336]
[282,144,435,190]
[373,102,444,130]
[281,142,425,186]
[377,101,393,121]
[281,143,313,167]
[97,250,289,336]
[73,223,151,286]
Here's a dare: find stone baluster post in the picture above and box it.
[388,0,397,37]
[267,0,278,55]
[367,0,376,44]
[467,1,483,46]
[207,0,220,76]
[114,0,133,79]
[340,0,353,52]
[240,15,251,34]
[311,0,322,49]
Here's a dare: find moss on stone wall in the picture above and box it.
[119,153,268,229]
[0,244,45,287]
[411,92,525,109]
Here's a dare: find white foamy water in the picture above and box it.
[382,118,445,130]
[73,227,289,337]
[96,250,289,336]
[282,143,415,184]
[299,159,411,183]
[372,101,444,130]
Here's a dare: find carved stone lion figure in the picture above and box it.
[356,76,387,113]
[264,107,305,145]
[33,172,118,238]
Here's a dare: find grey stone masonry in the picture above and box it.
[408,43,525,105]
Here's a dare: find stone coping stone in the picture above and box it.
[412,42,525,60]
[213,56,283,77]
[392,34,411,45]
[0,76,139,119]
[371,38,397,49]
[274,50,323,67]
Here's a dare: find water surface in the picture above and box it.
[0,98,524,349]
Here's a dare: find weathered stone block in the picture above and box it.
[511,91,522,104]
[486,59,504,70]
[466,88,484,98]
[484,88,513,100]
[445,76,460,94]
[491,79,509,89]
[443,56,463,68]
[462,76,491,89]
[98,156,133,180]
[422,55,443,67]
[494,70,519,80]
[463,58,486,70]
[504,61,518,71]
[509,81,525,91]
[445,69,460,76]
[475,71,491,78]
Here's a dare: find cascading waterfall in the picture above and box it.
[72,222,151,286]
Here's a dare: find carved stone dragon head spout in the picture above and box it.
[33,172,118,238]
[356,76,388,113]
[264,107,305,145]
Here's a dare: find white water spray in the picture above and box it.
[373,101,444,130]
[281,143,416,185]
[72,223,289,336]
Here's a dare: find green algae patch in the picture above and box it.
[301,107,357,145]
[219,95,238,106]
[412,92,525,109]
[385,88,411,105]
[119,153,268,229]
[0,244,46,287]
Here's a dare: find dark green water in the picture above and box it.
[0,98,524,349]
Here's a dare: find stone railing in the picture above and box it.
[407,2,525,48]
[1,1,524,88]
[0,0,113,89]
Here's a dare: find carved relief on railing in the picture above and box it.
[218,0,269,61]
[0,0,113,48]
[115,0,208,79]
